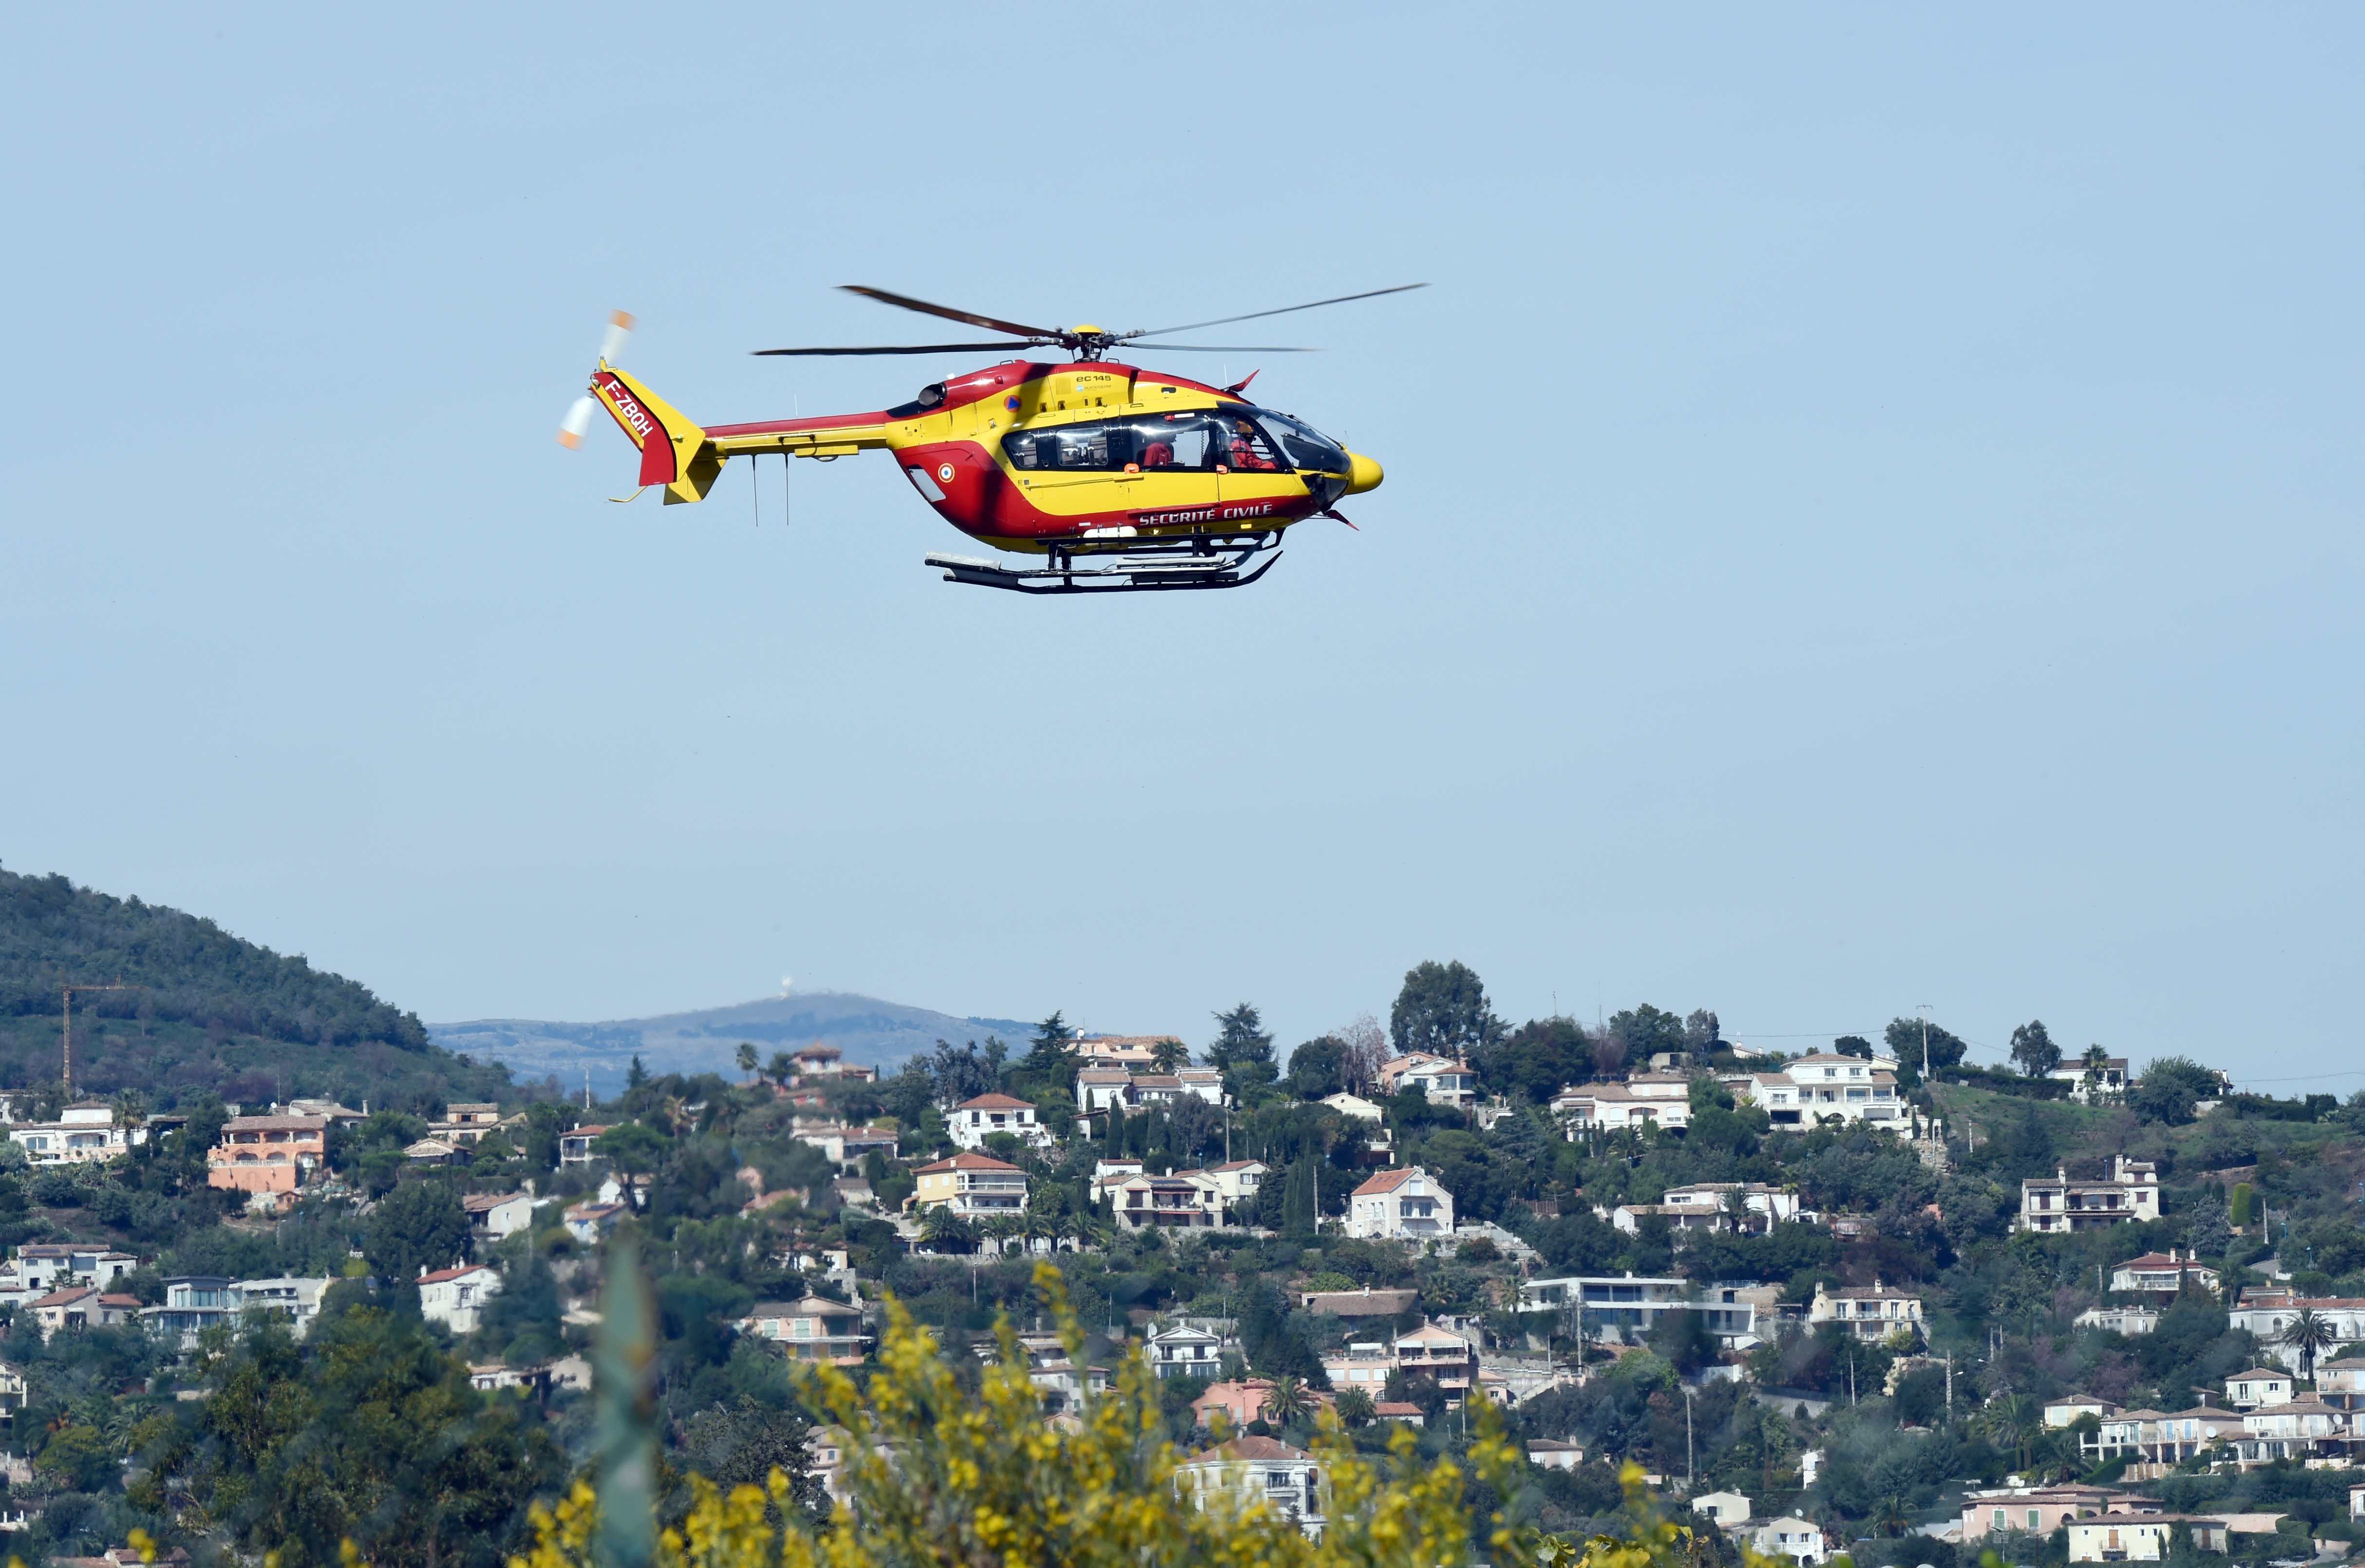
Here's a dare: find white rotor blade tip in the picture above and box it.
[599,309,635,364]
[558,395,596,448]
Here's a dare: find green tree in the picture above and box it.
[2280,1308,2337,1382]
[1390,962,1498,1058]
[1260,1374,1313,1425]
[1149,1037,1191,1073]
[36,1421,115,1491]
[1207,1004,1276,1072]
[593,1121,670,1175]
[1333,1386,1376,1426]
[1279,1157,1318,1240]
[188,1300,559,1568]
[1978,1393,2041,1473]
[1020,1013,1080,1085]
[2229,1181,2255,1229]
[626,1055,650,1089]
[2009,1020,2061,1077]
[2128,1057,2217,1125]
[1605,1005,1686,1064]
[736,1043,759,1080]
[365,1178,471,1287]
[765,1051,794,1090]
[1286,1037,1346,1101]
[1883,1016,1968,1074]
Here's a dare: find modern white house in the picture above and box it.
[1691,1491,1751,1525]
[2073,1304,2160,1336]
[1320,1092,1385,1123]
[1727,1055,1904,1127]
[2228,1290,2365,1373]
[950,1094,1053,1151]
[1806,1280,1925,1344]
[1612,1181,1803,1234]
[1346,1166,1454,1241]
[1175,1436,1324,1538]
[418,1264,503,1335]
[1516,1275,1760,1346]
[1145,1322,1227,1380]
[2110,1251,2220,1298]
[7,1103,145,1166]
[2226,1368,2294,1410]
[1377,1054,1478,1108]
[2046,1056,2130,1105]
[1747,1516,1829,1564]
[2018,1157,2161,1233]
[1548,1083,1690,1133]
[463,1191,536,1240]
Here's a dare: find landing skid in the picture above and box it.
[925,532,1283,595]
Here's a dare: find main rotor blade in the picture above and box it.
[753,341,1046,356]
[1126,283,1428,341]
[1122,344,1316,353]
[840,286,1061,342]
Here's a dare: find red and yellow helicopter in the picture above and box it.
[555,284,1419,593]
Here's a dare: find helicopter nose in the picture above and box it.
[1344,452,1384,494]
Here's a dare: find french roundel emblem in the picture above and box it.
[936,464,955,484]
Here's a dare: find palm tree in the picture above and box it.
[1870,1494,1913,1539]
[2080,1043,2111,1099]
[736,1042,759,1082]
[1721,1186,1758,1236]
[1261,1375,1313,1426]
[1333,1388,1376,1427]
[1979,1393,2041,1474]
[980,1215,1023,1256]
[919,1206,976,1254]
[2280,1308,2338,1383]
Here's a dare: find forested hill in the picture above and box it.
[0,865,510,1113]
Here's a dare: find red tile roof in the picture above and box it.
[1351,1168,1423,1196]
[914,1152,1023,1174]
[1186,1435,1312,1462]
[957,1093,1036,1111]
[416,1265,496,1285]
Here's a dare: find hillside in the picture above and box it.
[0,864,511,1113]
[431,989,1035,1094]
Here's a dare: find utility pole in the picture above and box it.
[1918,1004,1932,1081]
[60,980,141,1101]
[1945,1351,1953,1417]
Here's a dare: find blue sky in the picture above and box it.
[4,7,2360,1089]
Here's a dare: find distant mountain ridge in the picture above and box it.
[429,991,1036,1093]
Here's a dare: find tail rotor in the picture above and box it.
[557,310,636,448]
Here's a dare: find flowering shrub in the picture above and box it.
[509,1262,1732,1568]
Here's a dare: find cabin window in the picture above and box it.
[1003,413,1219,472]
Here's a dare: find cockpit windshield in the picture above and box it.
[1250,409,1349,474]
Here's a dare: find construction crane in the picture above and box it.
[61,980,142,1101]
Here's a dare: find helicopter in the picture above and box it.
[555,284,1420,594]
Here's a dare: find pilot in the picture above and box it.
[1142,437,1175,468]
[1227,418,1278,470]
